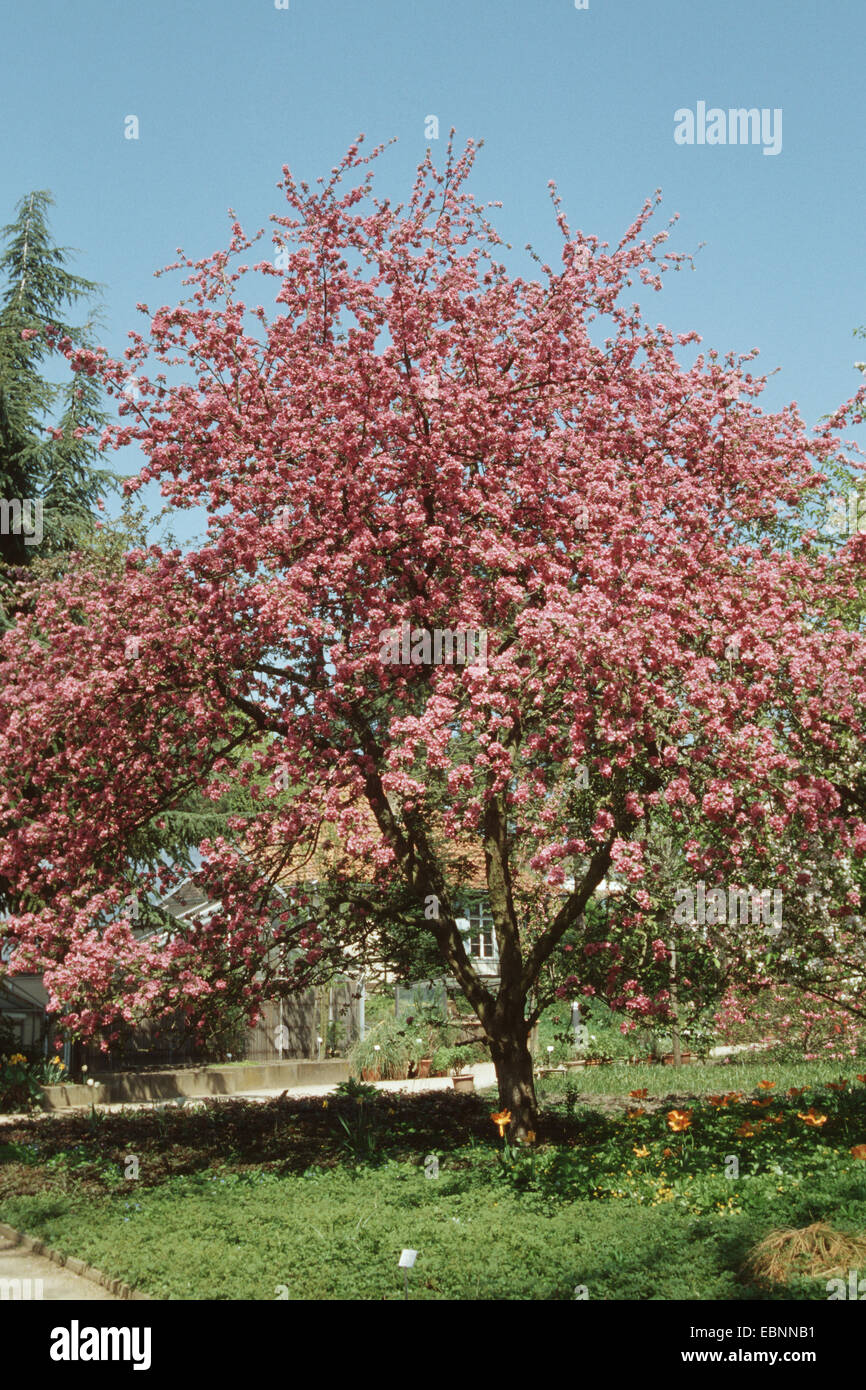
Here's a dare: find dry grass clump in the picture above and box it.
[743,1221,866,1285]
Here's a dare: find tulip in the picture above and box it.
[797,1108,828,1127]
[667,1109,692,1132]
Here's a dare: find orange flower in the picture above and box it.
[856,1075,866,1084]
[667,1109,692,1132]
[751,1097,774,1107]
[797,1108,828,1128]
[490,1109,512,1137]
[662,1146,673,1157]
[769,1113,785,1125]
[632,1144,650,1158]
[758,1080,775,1089]
[629,1089,648,1099]
[706,1095,726,1107]
[524,1130,536,1145]
[735,1122,755,1138]
[827,1081,848,1092]
[724,1092,743,1102]
[626,1107,646,1119]
[787,1087,808,1097]
[850,1144,866,1160]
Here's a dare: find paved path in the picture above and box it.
[0,1232,119,1300]
[230,1060,499,1102]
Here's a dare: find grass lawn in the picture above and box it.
[2,1061,866,1300]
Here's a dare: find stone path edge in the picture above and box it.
[0,1220,152,1300]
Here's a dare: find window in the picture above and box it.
[466,900,497,960]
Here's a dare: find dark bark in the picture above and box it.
[487,1020,539,1139]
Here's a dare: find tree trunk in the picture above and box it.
[488,1029,539,1140]
[669,941,681,1068]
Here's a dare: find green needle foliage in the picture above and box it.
[0,190,119,620]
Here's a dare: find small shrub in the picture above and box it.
[333,1077,379,1102]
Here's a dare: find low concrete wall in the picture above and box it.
[41,1059,348,1109]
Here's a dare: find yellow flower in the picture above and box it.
[490,1109,512,1137]
[8,1053,27,1066]
[797,1108,828,1128]
[667,1109,692,1132]
[632,1145,650,1158]
[322,1099,328,1109]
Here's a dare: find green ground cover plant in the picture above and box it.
[1,1062,864,1300]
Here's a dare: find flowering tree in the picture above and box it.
[1,137,866,1137]
[546,817,866,1048]
[715,980,866,1062]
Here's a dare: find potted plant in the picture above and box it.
[452,1063,475,1094]
[406,1028,437,1079]
[401,998,449,1079]
[349,1020,411,1082]
[435,1045,475,1091]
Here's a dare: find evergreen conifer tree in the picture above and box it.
[0,190,117,618]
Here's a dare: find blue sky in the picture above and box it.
[2,0,864,540]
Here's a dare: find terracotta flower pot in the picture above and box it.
[416,1057,432,1079]
[452,1074,475,1093]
